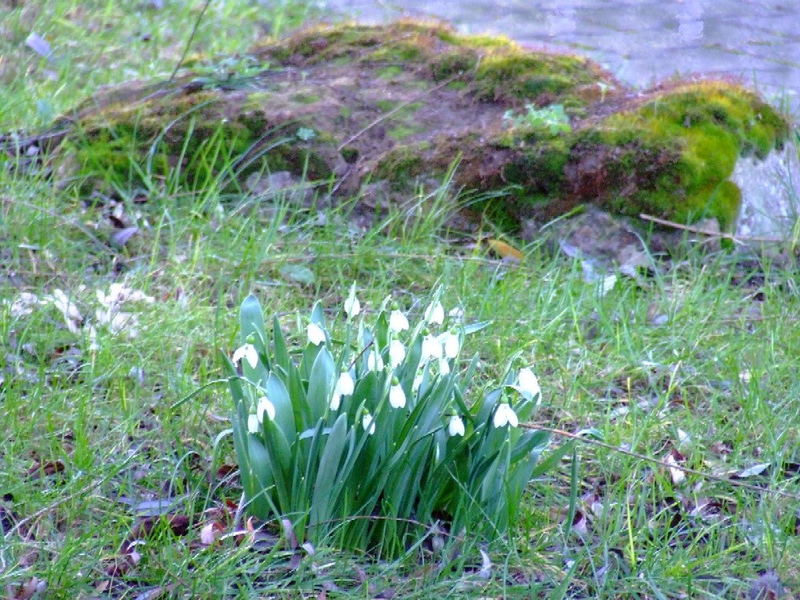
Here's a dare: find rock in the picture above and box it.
[1,21,791,234]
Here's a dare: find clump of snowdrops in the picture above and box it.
[223,287,554,556]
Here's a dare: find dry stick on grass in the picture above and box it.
[167,0,213,84]
[639,213,787,244]
[336,70,474,153]
[523,422,800,501]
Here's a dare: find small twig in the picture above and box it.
[168,0,213,84]
[522,423,800,501]
[5,449,138,539]
[639,213,787,244]
[12,198,110,251]
[336,72,468,152]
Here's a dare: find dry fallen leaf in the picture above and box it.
[5,577,46,600]
[485,238,523,263]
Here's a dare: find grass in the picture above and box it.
[2,1,800,598]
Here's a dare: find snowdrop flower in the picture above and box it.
[448,415,465,437]
[307,322,326,346]
[367,348,384,371]
[439,331,460,359]
[88,325,100,352]
[412,373,423,393]
[389,309,409,332]
[344,284,361,318]
[361,413,376,435]
[448,306,464,322]
[438,358,450,375]
[247,414,260,434]
[232,343,259,369]
[389,381,406,409]
[330,371,355,410]
[50,288,83,334]
[256,396,276,422]
[424,300,445,326]
[517,367,541,398]
[493,402,518,428]
[389,339,406,367]
[421,334,442,362]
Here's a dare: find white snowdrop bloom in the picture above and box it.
[335,371,355,396]
[421,335,442,362]
[389,339,406,367]
[439,331,460,359]
[50,289,83,334]
[448,306,464,322]
[247,414,260,434]
[361,413,376,435]
[8,292,42,318]
[493,403,519,428]
[232,343,259,369]
[367,348,384,371]
[256,396,276,422]
[438,358,450,375]
[412,374,423,393]
[424,300,445,326]
[344,284,361,318]
[87,325,100,352]
[389,383,406,409]
[307,322,326,346]
[448,415,465,437]
[517,367,541,398]
[330,371,355,410]
[389,309,409,332]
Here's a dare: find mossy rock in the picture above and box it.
[6,20,790,231]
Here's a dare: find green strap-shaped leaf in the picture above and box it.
[265,372,295,441]
[306,346,334,420]
[240,295,266,344]
[310,413,349,528]
[272,315,289,370]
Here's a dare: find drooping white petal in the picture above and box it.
[361,413,376,435]
[389,339,406,367]
[256,396,276,422]
[330,371,355,410]
[492,403,518,428]
[389,310,409,332]
[517,367,541,398]
[448,415,465,437]
[247,414,260,434]
[335,371,355,396]
[424,300,445,325]
[448,306,464,322]
[421,335,442,362]
[412,374,423,393]
[439,331,460,359]
[307,322,326,346]
[389,383,406,409]
[344,284,361,318]
[232,343,259,369]
[367,349,384,371]
[438,358,450,375]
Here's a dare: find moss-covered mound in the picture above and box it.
[5,20,790,231]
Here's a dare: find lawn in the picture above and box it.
[1,1,799,598]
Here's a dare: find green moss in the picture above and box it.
[377,65,405,79]
[262,21,613,111]
[591,82,789,228]
[388,125,421,140]
[374,145,426,185]
[474,53,596,103]
[376,100,398,112]
[64,89,331,193]
[290,93,321,104]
